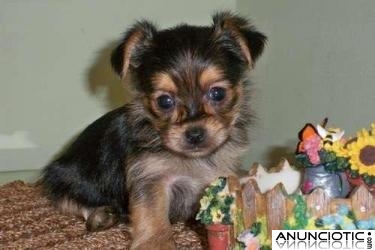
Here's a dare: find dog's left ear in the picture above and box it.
[213,11,267,68]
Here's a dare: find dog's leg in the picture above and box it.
[130,184,176,250]
[57,198,119,231]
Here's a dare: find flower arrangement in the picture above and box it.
[295,121,351,197]
[295,122,349,172]
[296,121,375,192]
[196,177,237,250]
[196,177,235,225]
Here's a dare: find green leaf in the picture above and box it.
[347,210,356,221]
[296,154,313,167]
[250,222,261,236]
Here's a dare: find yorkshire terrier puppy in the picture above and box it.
[42,11,266,249]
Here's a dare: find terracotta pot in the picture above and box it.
[205,224,231,250]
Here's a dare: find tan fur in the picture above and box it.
[230,83,245,125]
[152,73,177,93]
[122,30,144,77]
[234,34,252,67]
[127,142,246,249]
[203,81,234,118]
[162,117,227,157]
[170,104,187,123]
[199,66,225,89]
[57,198,92,220]
[217,14,253,67]
[130,184,175,250]
[127,136,246,193]
[125,65,250,246]
[148,90,187,124]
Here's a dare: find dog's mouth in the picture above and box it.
[162,127,229,158]
[183,144,212,157]
[182,140,228,158]
[165,142,226,158]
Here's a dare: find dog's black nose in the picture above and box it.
[185,126,206,145]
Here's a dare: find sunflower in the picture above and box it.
[346,127,375,177]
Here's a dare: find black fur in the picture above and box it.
[42,104,161,216]
[43,107,131,215]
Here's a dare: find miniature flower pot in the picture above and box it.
[205,224,231,250]
[302,164,351,198]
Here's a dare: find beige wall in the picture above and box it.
[0,0,235,175]
[237,0,375,168]
[1,0,375,182]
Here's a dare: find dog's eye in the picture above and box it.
[157,95,175,110]
[208,87,226,102]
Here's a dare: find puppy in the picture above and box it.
[41,11,266,250]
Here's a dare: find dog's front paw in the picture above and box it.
[86,206,119,232]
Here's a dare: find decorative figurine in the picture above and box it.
[295,120,351,198]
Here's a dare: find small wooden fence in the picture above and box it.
[227,176,375,239]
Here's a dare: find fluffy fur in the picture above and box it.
[42,11,266,250]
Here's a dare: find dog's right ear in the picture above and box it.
[212,12,267,68]
[111,21,157,78]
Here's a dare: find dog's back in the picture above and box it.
[42,107,130,216]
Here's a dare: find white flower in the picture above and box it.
[211,207,225,223]
[199,196,211,211]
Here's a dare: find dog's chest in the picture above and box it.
[158,157,238,221]
[127,152,238,219]
[127,150,238,183]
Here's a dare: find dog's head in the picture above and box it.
[111,12,266,158]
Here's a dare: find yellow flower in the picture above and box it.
[211,207,224,223]
[346,126,375,176]
[325,140,348,157]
